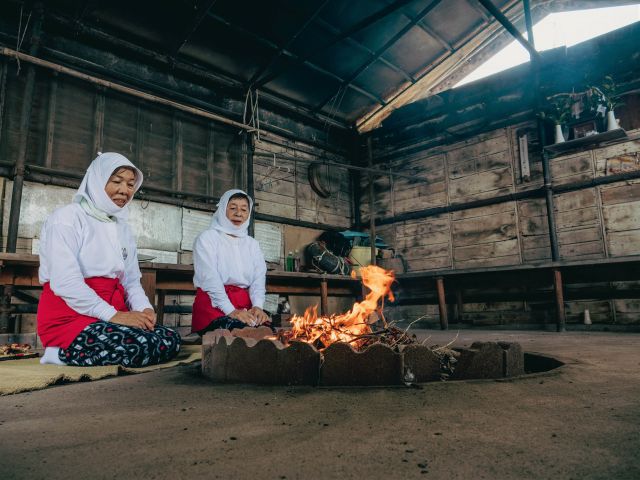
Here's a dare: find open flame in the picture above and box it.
[288,265,395,350]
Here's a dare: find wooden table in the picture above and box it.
[0,253,361,330]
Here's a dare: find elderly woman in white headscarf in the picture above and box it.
[37,152,180,367]
[191,189,269,334]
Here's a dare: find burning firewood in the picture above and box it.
[275,265,461,380]
[284,265,397,350]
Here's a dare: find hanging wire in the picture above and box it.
[255,152,295,190]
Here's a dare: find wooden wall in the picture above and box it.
[365,114,640,328]
[0,66,241,196]
[0,59,354,335]
[0,60,353,239]
[252,138,352,229]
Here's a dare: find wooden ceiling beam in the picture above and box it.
[315,18,416,83]
[355,0,526,131]
[169,0,219,58]
[248,0,330,86]
[206,11,385,105]
[314,0,442,113]
[252,0,417,88]
[476,0,540,60]
[42,13,351,130]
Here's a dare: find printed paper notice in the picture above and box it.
[254,222,282,263]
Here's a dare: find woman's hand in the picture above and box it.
[228,308,256,325]
[249,306,270,325]
[142,308,156,325]
[110,311,156,330]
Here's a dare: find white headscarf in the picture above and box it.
[210,189,253,237]
[73,152,143,222]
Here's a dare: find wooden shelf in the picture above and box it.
[544,128,627,156]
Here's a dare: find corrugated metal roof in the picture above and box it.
[0,0,635,132]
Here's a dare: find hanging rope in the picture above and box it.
[14,5,32,75]
[242,88,261,140]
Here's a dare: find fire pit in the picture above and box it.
[201,266,528,386]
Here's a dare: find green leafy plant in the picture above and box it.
[539,93,574,125]
[589,75,624,112]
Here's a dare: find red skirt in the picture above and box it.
[37,277,128,349]
[191,286,252,333]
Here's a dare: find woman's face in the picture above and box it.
[104,167,136,208]
[226,197,250,226]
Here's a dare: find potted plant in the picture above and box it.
[539,93,574,143]
[589,75,624,131]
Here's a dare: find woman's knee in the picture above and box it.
[154,325,181,354]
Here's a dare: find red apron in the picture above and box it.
[191,286,252,333]
[37,277,128,349]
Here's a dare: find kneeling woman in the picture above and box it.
[192,189,269,335]
[37,153,180,367]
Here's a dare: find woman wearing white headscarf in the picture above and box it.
[37,152,180,366]
[191,189,269,334]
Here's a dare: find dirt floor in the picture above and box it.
[1,330,639,480]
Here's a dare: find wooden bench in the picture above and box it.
[3,252,640,332]
[0,253,361,330]
[140,262,362,324]
[395,255,640,331]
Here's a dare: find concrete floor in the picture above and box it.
[1,330,639,480]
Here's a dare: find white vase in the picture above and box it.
[554,124,565,143]
[606,110,619,131]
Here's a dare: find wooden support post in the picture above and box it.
[454,289,463,323]
[542,151,560,261]
[320,278,328,316]
[244,131,255,236]
[140,268,157,308]
[366,136,377,265]
[553,268,566,332]
[436,277,448,330]
[523,0,535,48]
[7,64,37,253]
[92,86,105,155]
[350,133,362,229]
[0,58,7,148]
[156,290,166,326]
[135,104,144,171]
[44,73,58,168]
[206,123,215,196]
[7,5,43,254]
[173,115,183,192]
[0,285,13,333]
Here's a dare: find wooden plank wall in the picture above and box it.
[0,64,242,199]
[0,62,353,254]
[366,123,640,327]
[0,61,354,335]
[253,138,352,228]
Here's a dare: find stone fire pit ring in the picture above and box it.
[201,328,558,386]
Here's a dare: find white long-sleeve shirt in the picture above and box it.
[38,204,153,320]
[193,229,267,314]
